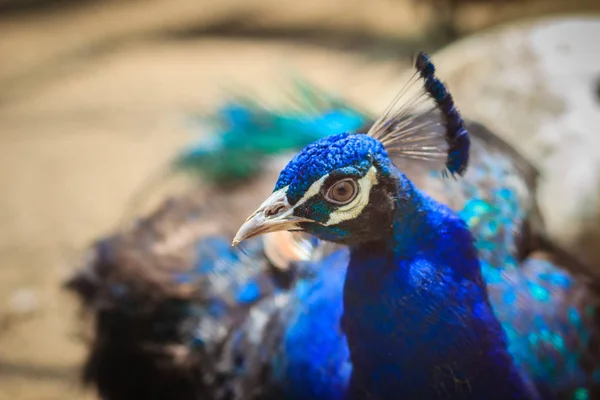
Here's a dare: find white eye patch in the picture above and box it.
[291,166,378,226]
[324,166,378,226]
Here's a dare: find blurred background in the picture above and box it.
[1,0,600,399]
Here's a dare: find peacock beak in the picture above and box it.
[232,188,312,246]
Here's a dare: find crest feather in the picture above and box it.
[367,52,470,177]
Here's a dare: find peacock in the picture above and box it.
[66,53,600,400]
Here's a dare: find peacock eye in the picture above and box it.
[325,179,358,205]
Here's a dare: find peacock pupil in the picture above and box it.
[326,179,357,204]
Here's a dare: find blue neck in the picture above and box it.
[342,172,536,400]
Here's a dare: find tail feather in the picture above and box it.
[175,79,367,185]
[487,252,600,399]
[65,195,287,400]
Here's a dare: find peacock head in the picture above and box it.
[232,52,470,247]
[233,132,399,246]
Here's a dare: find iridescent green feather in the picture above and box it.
[175,78,367,185]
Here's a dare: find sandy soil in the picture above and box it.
[0,35,410,399]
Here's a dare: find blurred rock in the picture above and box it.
[429,16,600,269]
[4,0,600,106]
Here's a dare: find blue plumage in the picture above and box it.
[247,127,535,398]
[275,133,389,204]
[67,53,600,400]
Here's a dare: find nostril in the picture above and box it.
[265,204,286,217]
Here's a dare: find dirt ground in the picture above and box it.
[1,1,600,399]
[0,34,411,400]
